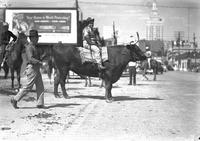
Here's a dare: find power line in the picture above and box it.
[79,1,200,9]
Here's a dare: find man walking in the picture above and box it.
[10,30,45,109]
[145,46,152,69]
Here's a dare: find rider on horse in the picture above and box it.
[145,46,152,69]
[1,22,17,67]
[82,17,105,71]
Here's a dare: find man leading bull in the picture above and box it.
[82,17,105,71]
[10,30,45,109]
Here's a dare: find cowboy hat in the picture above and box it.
[86,17,94,23]
[28,30,41,37]
[3,22,9,27]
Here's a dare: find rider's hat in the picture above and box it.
[86,17,94,23]
[28,30,41,37]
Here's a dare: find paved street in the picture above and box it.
[0,71,200,141]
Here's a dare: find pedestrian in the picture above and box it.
[10,29,45,109]
[145,46,152,69]
[0,22,17,67]
[128,61,137,85]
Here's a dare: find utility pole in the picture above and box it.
[193,33,197,69]
[177,32,181,70]
[113,21,117,45]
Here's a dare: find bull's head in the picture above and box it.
[126,32,147,61]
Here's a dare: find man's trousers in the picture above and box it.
[14,64,44,106]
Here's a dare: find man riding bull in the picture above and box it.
[145,46,152,69]
[0,22,17,67]
[82,17,105,71]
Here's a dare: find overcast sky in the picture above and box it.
[4,0,200,43]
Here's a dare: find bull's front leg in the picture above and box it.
[104,80,113,103]
[60,72,69,99]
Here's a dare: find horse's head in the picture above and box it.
[18,32,28,42]
[126,32,147,61]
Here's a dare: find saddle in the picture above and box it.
[77,47,108,64]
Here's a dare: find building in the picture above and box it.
[146,1,163,40]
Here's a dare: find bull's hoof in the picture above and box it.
[106,98,114,103]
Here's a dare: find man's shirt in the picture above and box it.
[25,42,43,66]
[82,26,96,45]
[128,61,137,67]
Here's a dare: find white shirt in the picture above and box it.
[128,61,136,67]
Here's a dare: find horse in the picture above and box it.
[2,32,27,89]
[46,33,146,102]
[140,58,158,81]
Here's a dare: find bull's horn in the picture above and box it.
[136,32,139,41]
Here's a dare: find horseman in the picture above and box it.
[82,17,105,71]
[145,46,152,69]
[1,22,17,67]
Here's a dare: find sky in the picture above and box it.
[3,0,200,43]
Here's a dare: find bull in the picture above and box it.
[46,35,146,103]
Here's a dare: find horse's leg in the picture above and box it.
[16,68,21,90]
[10,69,15,89]
[3,62,9,79]
[142,69,149,80]
[54,69,61,98]
[47,64,52,84]
[104,79,113,103]
[153,68,157,81]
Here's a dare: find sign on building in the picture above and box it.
[5,9,77,44]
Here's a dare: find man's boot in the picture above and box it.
[10,97,18,109]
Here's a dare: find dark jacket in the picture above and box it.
[1,31,17,45]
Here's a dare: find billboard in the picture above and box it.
[5,9,77,44]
